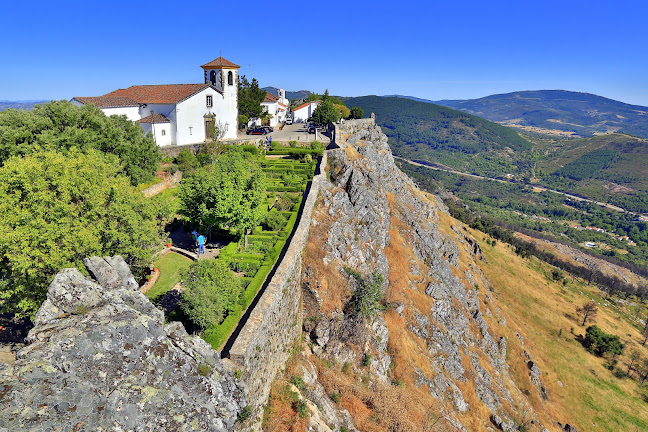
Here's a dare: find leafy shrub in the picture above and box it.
[262,209,287,231]
[290,376,305,389]
[289,140,297,148]
[293,399,308,418]
[330,392,341,404]
[363,353,372,366]
[237,405,252,422]
[310,141,324,152]
[349,271,386,318]
[180,260,241,329]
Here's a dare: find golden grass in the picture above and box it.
[303,205,350,317]
[474,228,648,432]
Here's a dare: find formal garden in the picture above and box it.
[147,141,323,349]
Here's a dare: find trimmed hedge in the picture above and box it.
[241,263,273,309]
[202,303,243,350]
[266,185,303,192]
[267,147,322,156]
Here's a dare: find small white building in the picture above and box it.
[291,100,321,123]
[71,57,241,146]
[258,90,289,127]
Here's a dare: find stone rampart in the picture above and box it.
[228,152,328,431]
[333,118,376,148]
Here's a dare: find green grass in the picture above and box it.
[145,252,193,301]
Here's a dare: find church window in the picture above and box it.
[206,95,213,107]
[228,71,233,86]
[161,129,166,136]
[209,70,216,85]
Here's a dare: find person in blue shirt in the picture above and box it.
[197,234,206,257]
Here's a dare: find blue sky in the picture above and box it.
[2,0,647,105]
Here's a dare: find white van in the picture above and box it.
[285,116,293,125]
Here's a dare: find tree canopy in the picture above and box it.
[583,325,625,356]
[237,75,266,126]
[0,100,161,185]
[179,259,241,330]
[179,148,266,238]
[349,106,364,119]
[310,99,342,125]
[0,149,163,318]
[306,90,345,107]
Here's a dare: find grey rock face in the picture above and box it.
[303,120,539,428]
[0,256,245,432]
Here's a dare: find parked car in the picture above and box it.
[247,127,268,135]
[260,126,273,133]
[307,124,316,134]
[285,117,293,125]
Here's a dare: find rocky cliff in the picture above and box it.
[0,256,245,432]
[266,120,557,431]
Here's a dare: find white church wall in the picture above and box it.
[103,106,140,121]
[176,87,236,145]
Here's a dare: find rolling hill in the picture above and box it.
[0,101,48,111]
[434,90,648,139]
[345,95,533,177]
[262,87,311,101]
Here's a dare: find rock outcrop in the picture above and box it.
[295,119,545,430]
[0,256,245,432]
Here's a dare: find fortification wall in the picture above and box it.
[228,151,328,431]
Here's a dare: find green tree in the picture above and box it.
[237,75,265,126]
[0,149,162,318]
[335,104,350,120]
[583,325,624,356]
[310,99,341,125]
[179,148,266,245]
[180,260,241,330]
[0,100,161,185]
[349,107,364,119]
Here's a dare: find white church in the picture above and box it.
[71,57,240,146]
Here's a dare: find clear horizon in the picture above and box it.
[2,0,647,106]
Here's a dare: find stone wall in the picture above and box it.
[227,152,327,431]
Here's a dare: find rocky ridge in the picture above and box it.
[0,256,245,432]
[294,120,554,431]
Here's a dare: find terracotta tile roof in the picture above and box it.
[138,113,170,124]
[103,84,210,104]
[292,100,321,111]
[72,96,138,108]
[263,92,279,103]
[200,56,240,69]
[278,102,288,108]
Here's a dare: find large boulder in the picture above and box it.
[0,256,246,432]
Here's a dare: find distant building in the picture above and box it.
[291,100,321,123]
[71,57,240,146]
[250,90,289,127]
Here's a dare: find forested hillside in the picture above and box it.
[345,96,532,177]
[435,90,648,138]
